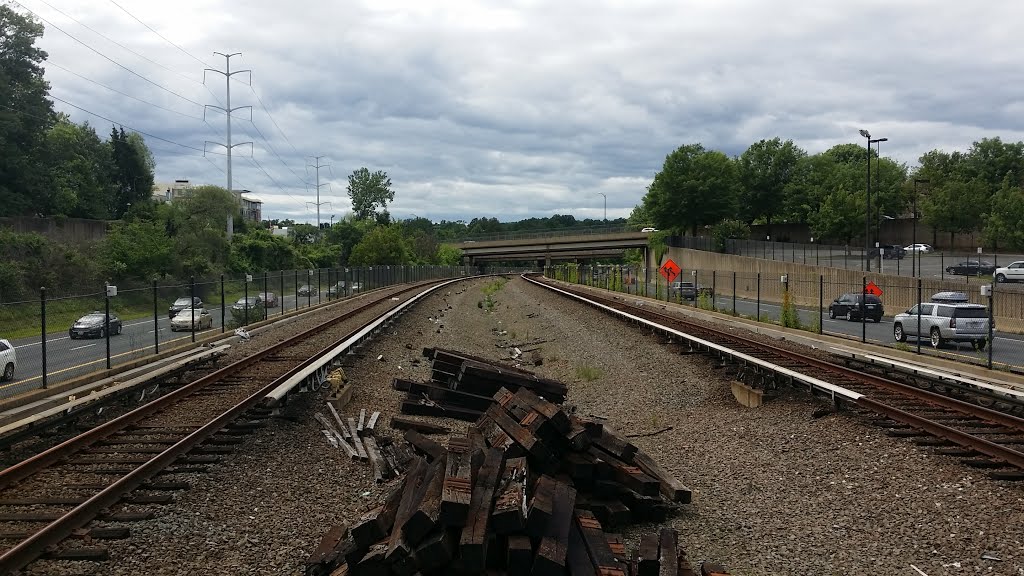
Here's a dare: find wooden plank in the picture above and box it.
[638,532,660,576]
[357,409,366,436]
[403,429,445,462]
[365,411,381,432]
[492,456,528,535]
[389,415,449,435]
[574,509,625,576]
[532,480,577,576]
[326,403,351,439]
[484,404,550,464]
[313,412,358,459]
[594,425,638,462]
[658,528,679,576]
[507,534,533,576]
[414,529,456,573]
[351,477,407,549]
[400,398,483,422]
[631,450,692,504]
[304,524,348,575]
[459,447,504,574]
[476,414,519,455]
[588,448,660,497]
[439,437,474,527]
[507,387,571,433]
[347,417,368,461]
[402,452,448,546]
[700,561,731,576]
[589,500,631,529]
[362,436,388,483]
[605,534,627,564]
[526,475,557,540]
[385,457,431,571]
[567,520,598,576]
[404,379,499,411]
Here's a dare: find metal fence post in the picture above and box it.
[307,270,313,308]
[104,282,112,369]
[280,271,285,315]
[220,274,226,333]
[191,276,197,343]
[40,286,47,389]
[244,275,249,326]
[711,270,716,311]
[988,285,995,369]
[294,270,298,310]
[153,279,159,353]
[756,272,761,320]
[263,271,269,316]
[318,268,322,304]
[732,272,736,315]
[861,276,867,343]
[818,275,824,334]
[916,278,922,355]
[940,252,944,280]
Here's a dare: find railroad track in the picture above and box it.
[529,276,1024,480]
[0,279,454,574]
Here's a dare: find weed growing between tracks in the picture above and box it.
[479,278,507,312]
[576,364,602,381]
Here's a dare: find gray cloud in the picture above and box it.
[25,0,1024,222]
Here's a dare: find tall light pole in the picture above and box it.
[858,129,886,272]
[913,178,929,278]
[874,137,888,271]
[597,192,607,225]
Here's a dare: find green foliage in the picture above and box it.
[576,365,602,382]
[645,144,739,235]
[347,168,395,221]
[922,179,988,238]
[348,225,412,265]
[738,138,806,225]
[0,228,102,300]
[779,289,803,329]
[434,244,463,265]
[229,229,301,272]
[697,292,714,311]
[102,220,173,281]
[984,178,1024,250]
[711,219,750,252]
[808,185,864,244]
[893,342,912,353]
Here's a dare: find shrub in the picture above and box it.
[779,290,803,329]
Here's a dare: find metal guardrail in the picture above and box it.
[451,225,634,243]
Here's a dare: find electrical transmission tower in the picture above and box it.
[306,156,332,234]
[203,52,252,238]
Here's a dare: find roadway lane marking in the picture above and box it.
[70,343,98,351]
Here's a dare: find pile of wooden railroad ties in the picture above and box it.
[307,348,730,576]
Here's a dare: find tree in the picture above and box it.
[229,229,300,272]
[984,178,1024,251]
[626,203,653,230]
[164,186,239,277]
[808,186,864,244]
[101,220,173,281]
[737,138,805,226]
[644,144,739,235]
[348,225,412,265]
[922,179,988,244]
[710,219,750,252]
[347,168,394,220]
[109,127,155,218]
[434,244,462,265]
[0,5,54,216]
[44,118,113,218]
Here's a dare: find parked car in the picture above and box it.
[869,244,905,260]
[669,281,713,301]
[641,227,658,233]
[168,296,203,318]
[69,312,122,339]
[0,339,16,381]
[170,308,213,331]
[297,284,318,297]
[231,296,266,323]
[894,301,990,349]
[945,259,996,276]
[828,293,884,322]
[327,281,345,297]
[260,291,279,307]
[904,243,934,253]
[994,261,1024,283]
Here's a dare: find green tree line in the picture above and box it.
[638,136,1024,251]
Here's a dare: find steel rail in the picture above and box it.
[529,275,1024,469]
[0,279,453,573]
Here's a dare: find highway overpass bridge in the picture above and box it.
[451,231,651,264]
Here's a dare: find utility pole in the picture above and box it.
[306,156,331,237]
[204,52,252,240]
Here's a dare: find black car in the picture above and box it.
[828,294,884,322]
[69,311,123,339]
[669,281,713,301]
[169,296,203,318]
[867,244,905,260]
[945,260,996,276]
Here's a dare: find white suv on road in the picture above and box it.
[0,339,16,381]
[994,261,1024,283]
[893,301,990,349]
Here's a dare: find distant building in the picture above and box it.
[150,180,263,223]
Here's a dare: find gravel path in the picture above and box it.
[21,276,1024,575]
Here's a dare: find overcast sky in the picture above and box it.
[19,0,1024,223]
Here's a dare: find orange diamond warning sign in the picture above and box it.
[659,259,681,283]
[864,281,883,296]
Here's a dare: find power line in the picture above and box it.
[46,60,202,120]
[33,0,200,86]
[246,117,310,186]
[242,75,302,157]
[12,1,204,108]
[48,94,225,155]
[246,156,308,206]
[107,0,211,69]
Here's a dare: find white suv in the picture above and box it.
[0,339,16,381]
[994,261,1024,283]
[893,302,990,349]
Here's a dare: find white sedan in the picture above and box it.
[904,243,933,253]
[170,308,214,331]
[0,339,16,381]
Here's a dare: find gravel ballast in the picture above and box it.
[21,275,1024,575]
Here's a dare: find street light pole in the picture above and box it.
[913,178,929,278]
[858,130,887,272]
[874,137,888,271]
[597,193,607,226]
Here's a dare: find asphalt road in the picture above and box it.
[0,291,336,398]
